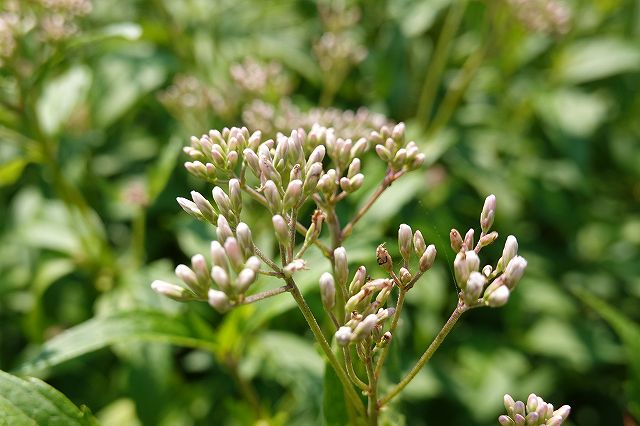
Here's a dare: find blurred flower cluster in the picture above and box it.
[506,0,571,35]
[0,0,91,65]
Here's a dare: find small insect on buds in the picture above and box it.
[376,244,393,273]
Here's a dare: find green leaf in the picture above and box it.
[573,289,640,419]
[554,38,640,84]
[146,135,182,202]
[36,66,92,136]
[0,369,98,425]
[0,158,28,186]
[16,310,217,376]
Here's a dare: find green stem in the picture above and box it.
[241,285,290,304]
[286,278,366,417]
[416,0,467,128]
[379,301,467,406]
[364,344,378,426]
[344,347,368,391]
[374,287,407,379]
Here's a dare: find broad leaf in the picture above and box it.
[0,369,98,425]
[16,310,216,376]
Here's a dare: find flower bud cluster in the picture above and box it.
[371,123,425,172]
[151,221,261,313]
[242,99,392,141]
[229,58,292,99]
[183,127,259,183]
[506,0,571,35]
[499,394,570,426]
[335,307,396,346]
[451,195,528,308]
[177,178,243,227]
[397,224,437,273]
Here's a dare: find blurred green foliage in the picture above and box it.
[1,0,639,424]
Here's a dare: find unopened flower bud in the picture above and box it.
[208,289,231,313]
[546,415,565,426]
[191,254,210,295]
[349,266,367,294]
[283,179,303,210]
[347,158,361,178]
[210,241,228,272]
[216,215,234,244]
[243,149,261,177]
[319,272,336,311]
[211,265,231,293]
[419,244,437,272]
[514,414,525,426]
[379,331,392,347]
[263,180,283,213]
[478,231,499,249]
[463,228,474,251]
[525,412,539,425]
[500,235,518,270]
[177,197,204,221]
[504,256,527,288]
[235,268,257,293]
[376,244,393,273]
[229,179,242,215]
[375,144,392,162]
[527,394,538,413]
[190,191,217,223]
[514,401,526,417]
[480,194,496,233]
[236,222,254,257]
[413,230,426,257]
[334,247,349,287]
[345,288,370,313]
[464,271,485,306]
[504,394,516,413]
[482,264,493,277]
[259,156,282,187]
[553,405,571,420]
[335,326,353,346]
[487,285,510,307]
[400,267,412,284]
[211,187,233,218]
[151,280,193,301]
[352,314,378,341]
[175,264,199,292]
[450,229,463,252]
[272,215,290,246]
[307,145,326,166]
[244,256,261,272]
[224,237,244,272]
[498,415,515,426]
[398,224,412,263]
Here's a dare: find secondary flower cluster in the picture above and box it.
[451,195,528,308]
[499,394,571,426]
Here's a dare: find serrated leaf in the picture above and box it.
[0,369,98,425]
[16,310,217,376]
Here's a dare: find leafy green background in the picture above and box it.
[1,0,639,425]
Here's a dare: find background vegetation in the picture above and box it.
[1,0,639,425]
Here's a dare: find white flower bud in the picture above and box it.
[263,180,283,213]
[224,237,244,272]
[235,268,257,293]
[283,179,303,211]
[398,224,412,263]
[352,314,378,341]
[481,194,496,233]
[553,405,571,420]
[319,272,336,311]
[229,179,242,215]
[303,162,323,195]
[208,289,231,313]
[464,271,485,306]
[175,264,199,292]
[335,326,353,346]
[210,241,228,272]
[307,145,326,166]
[375,144,391,162]
[334,247,349,287]
[347,158,360,178]
[500,235,518,270]
[151,280,192,301]
[272,215,290,246]
[450,228,463,252]
[216,215,234,243]
[191,254,210,295]
[498,415,515,426]
[244,256,261,272]
[211,187,233,218]
[235,222,254,258]
[190,191,217,223]
[413,230,426,257]
[419,244,437,272]
[211,265,230,293]
[527,394,538,413]
[243,149,261,177]
[504,394,516,412]
[504,256,527,288]
[487,285,510,307]
[283,259,306,277]
[348,266,367,295]
[177,197,203,220]
[463,228,474,251]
